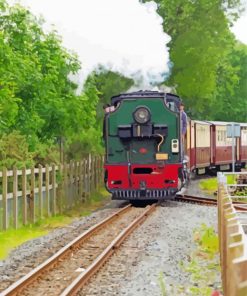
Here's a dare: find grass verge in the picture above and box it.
[179,223,221,295]
[199,175,236,194]
[0,187,110,260]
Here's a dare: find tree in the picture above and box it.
[0,0,101,166]
[145,0,245,120]
[214,42,247,122]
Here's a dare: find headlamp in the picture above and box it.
[133,107,150,124]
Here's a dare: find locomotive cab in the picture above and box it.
[103,90,186,200]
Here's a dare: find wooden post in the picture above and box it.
[63,163,68,209]
[2,167,8,230]
[97,156,100,188]
[30,167,35,223]
[69,161,74,208]
[22,167,27,225]
[87,156,91,198]
[102,156,105,181]
[45,165,50,216]
[94,156,97,190]
[13,167,18,229]
[38,164,43,219]
[57,164,63,214]
[94,156,97,189]
[75,161,80,205]
[90,156,94,192]
[83,159,87,201]
[52,164,56,215]
[79,161,83,202]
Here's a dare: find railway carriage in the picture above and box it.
[208,121,246,171]
[103,91,188,200]
[187,120,211,175]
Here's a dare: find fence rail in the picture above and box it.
[217,172,247,296]
[0,155,104,231]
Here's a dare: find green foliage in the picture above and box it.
[189,286,212,296]
[179,224,221,295]
[0,225,47,260]
[199,175,236,193]
[194,223,219,256]
[146,0,246,121]
[0,0,103,164]
[213,42,247,121]
[0,131,34,168]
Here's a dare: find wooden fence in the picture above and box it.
[0,155,104,231]
[217,172,247,296]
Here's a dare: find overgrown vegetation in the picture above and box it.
[199,175,236,194]
[0,187,110,259]
[160,223,221,295]
[181,224,221,295]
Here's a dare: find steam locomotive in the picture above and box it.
[103,90,247,200]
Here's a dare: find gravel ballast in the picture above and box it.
[79,201,219,296]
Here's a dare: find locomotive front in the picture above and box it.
[103,90,184,200]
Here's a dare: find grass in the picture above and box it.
[199,175,236,194]
[181,224,221,295]
[199,178,218,194]
[0,187,110,260]
[0,226,47,260]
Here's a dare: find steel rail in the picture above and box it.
[1,204,131,296]
[175,194,247,211]
[61,203,156,296]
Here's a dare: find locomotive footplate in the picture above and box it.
[112,188,177,200]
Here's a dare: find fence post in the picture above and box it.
[22,167,27,225]
[52,164,56,215]
[13,166,18,229]
[102,156,105,182]
[83,159,87,201]
[79,161,83,202]
[95,156,98,189]
[86,154,91,198]
[57,164,63,214]
[69,161,74,208]
[97,156,102,188]
[90,156,94,191]
[2,167,8,230]
[30,167,35,223]
[38,164,43,219]
[45,165,50,217]
[63,163,68,209]
[75,161,78,205]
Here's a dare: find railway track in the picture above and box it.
[175,194,247,211]
[1,204,156,296]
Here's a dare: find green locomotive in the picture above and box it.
[103,90,185,200]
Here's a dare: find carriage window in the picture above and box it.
[217,131,220,141]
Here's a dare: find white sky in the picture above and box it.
[230,13,247,44]
[7,0,247,85]
[11,0,171,85]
